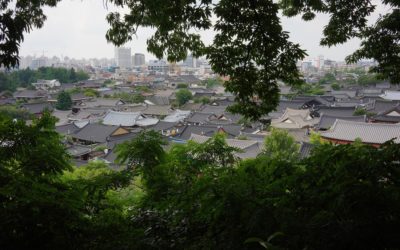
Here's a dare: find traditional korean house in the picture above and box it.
[321,120,400,147]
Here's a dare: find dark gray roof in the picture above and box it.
[103,150,118,164]
[186,112,213,124]
[180,102,203,111]
[375,82,391,89]
[66,145,91,157]
[14,90,47,99]
[167,75,201,84]
[72,123,120,143]
[317,114,366,130]
[200,105,227,114]
[331,90,357,99]
[179,124,242,140]
[107,132,139,149]
[56,123,80,135]
[293,96,332,108]
[210,98,235,106]
[22,102,54,114]
[151,121,179,131]
[276,100,304,112]
[314,106,355,117]
[299,142,315,159]
[0,98,16,105]
[369,99,400,114]
[321,120,400,144]
[146,95,170,105]
[371,106,400,123]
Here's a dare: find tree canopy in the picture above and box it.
[175,88,193,106]
[56,91,72,110]
[1,114,400,249]
[0,67,89,92]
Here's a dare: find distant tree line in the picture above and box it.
[0,67,90,92]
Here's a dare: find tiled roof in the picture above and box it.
[163,110,191,122]
[331,90,357,98]
[103,111,142,126]
[143,105,172,116]
[321,120,400,144]
[317,114,366,130]
[179,124,242,140]
[276,100,304,112]
[369,99,400,114]
[271,108,317,129]
[56,123,80,135]
[299,142,315,159]
[72,124,120,143]
[186,112,214,124]
[135,117,159,127]
[380,91,400,101]
[200,105,227,114]
[315,106,355,117]
[371,106,400,123]
[66,145,91,157]
[107,132,140,149]
[22,102,53,114]
[74,98,125,109]
[13,90,47,98]
[189,134,262,159]
[151,121,179,131]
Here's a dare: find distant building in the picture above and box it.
[301,61,313,72]
[184,54,197,68]
[114,47,132,69]
[315,55,324,69]
[32,79,61,90]
[133,53,145,66]
[30,57,48,69]
[148,59,169,73]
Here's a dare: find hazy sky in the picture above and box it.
[19,0,390,61]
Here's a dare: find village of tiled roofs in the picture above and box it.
[1,64,400,169]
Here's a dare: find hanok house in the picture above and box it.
[71,123,130,145]
[178,124,243,141]
[32,79,61,91]
[320,120,400,147]
[189,134,263,159]
[271,108,318,129]
[316,114,366,131]
[379,90,400,101]
[13,90,48,102]
[21,102,54,117]
[102,110,159,128]
[370,106,400,124]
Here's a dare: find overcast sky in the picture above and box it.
[19,0,390,61]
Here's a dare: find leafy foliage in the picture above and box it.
[262,128,300,162]
[0,67,89,92]
[0,0,62,68]
[112,92,145,104]
[175,88,193,106]
[56,91,72,110]
[1,120,400,249]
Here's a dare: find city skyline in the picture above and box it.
[19,1,390,62]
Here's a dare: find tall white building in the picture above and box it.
[315,55,324,69]
[133,53,146,66]
[184,54,197,68]
[115,47,132,69]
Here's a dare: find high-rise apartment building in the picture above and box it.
[184,54,197,68]
[133,53,146,66]
[115,47,132,69]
